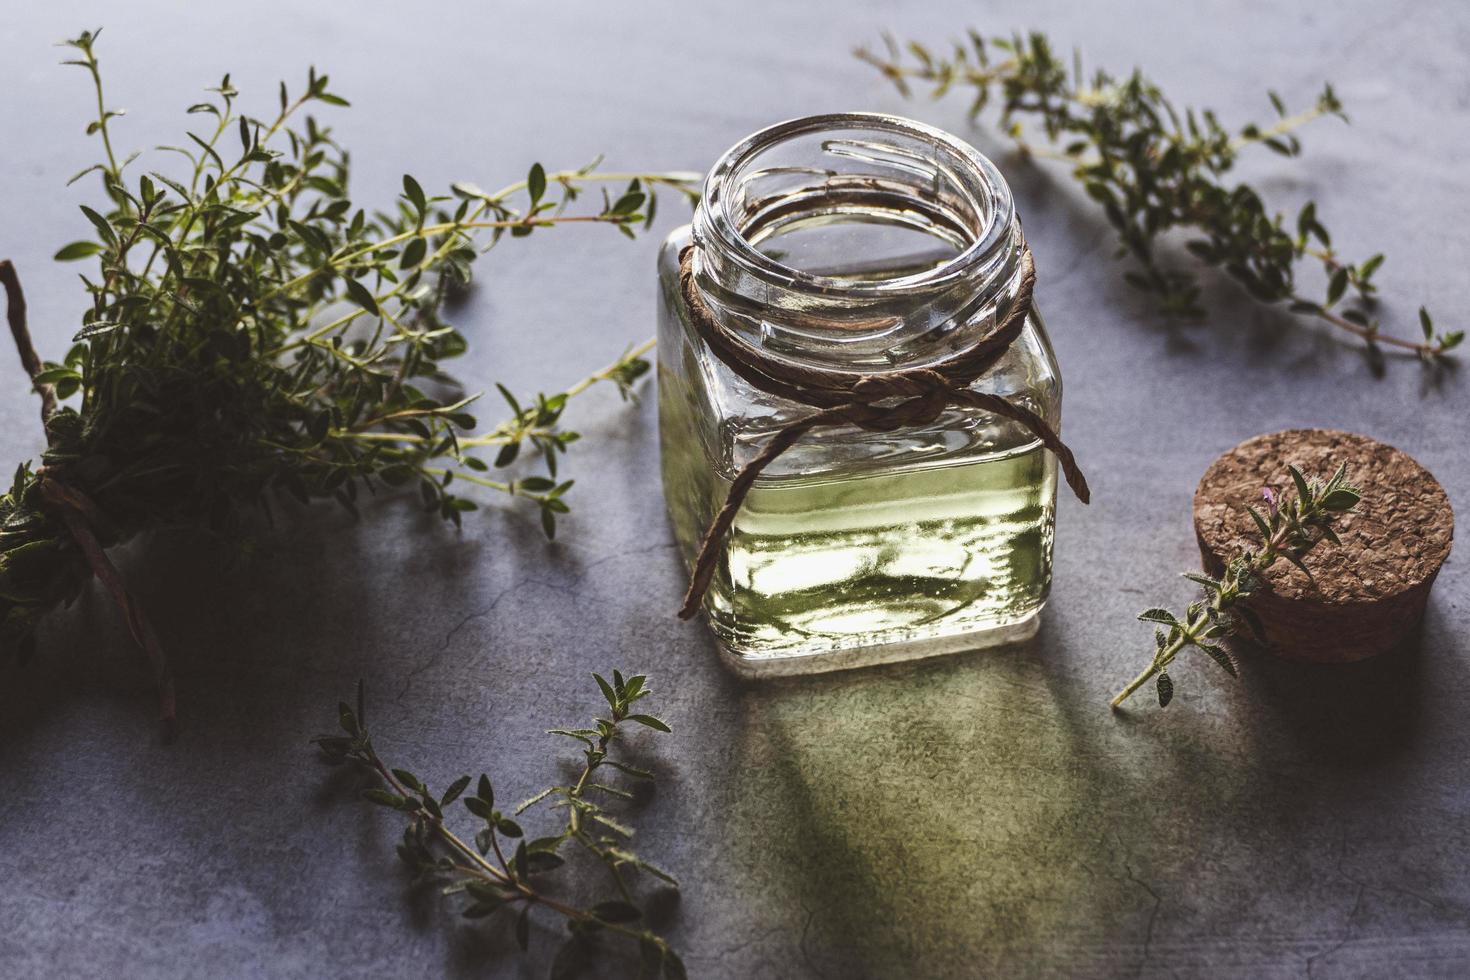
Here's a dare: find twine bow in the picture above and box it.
[676,243,1089,620]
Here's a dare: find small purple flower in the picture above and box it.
[1261,486,1278,517]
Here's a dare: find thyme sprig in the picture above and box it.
[1111,462,1361,709]
[315,672,684,979]
[0,30,695,710]
[858,31,1463,365]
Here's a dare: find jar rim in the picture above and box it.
[696,112,1017,299]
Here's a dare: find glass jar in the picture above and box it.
[657,112,1063,676]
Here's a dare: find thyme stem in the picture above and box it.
[0,30,695,709]
[858,30,1463,363]
[315,674,683,974]
[1111,462,1361,710]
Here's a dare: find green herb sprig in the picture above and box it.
[0,30,696,719]
[315,672,684,979]
[858,31,1462,366]
[1111,462,1362,709]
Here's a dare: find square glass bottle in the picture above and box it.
[658,113,1064,676]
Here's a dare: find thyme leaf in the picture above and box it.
[0,30,697,706]
[1111,462,1362,710]
[857,31,1462,366]
[314,673,683,977]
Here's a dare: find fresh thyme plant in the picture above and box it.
[858,31,1463,366]
[315,671,683,979]
[1112,462,1361,709]
[0,30,696,727]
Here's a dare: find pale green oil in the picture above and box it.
[662,416,1056,664]
[659,209,1057,669]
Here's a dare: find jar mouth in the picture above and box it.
[696,112,1017,299]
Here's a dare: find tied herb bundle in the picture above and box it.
[1112,462,1361,709]
[315,672,683,979]
[858,31,1463,367]
[0,30,696,728]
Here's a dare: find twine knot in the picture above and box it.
[675,243,1089,620]
[843,369,952,431]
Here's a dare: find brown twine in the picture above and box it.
[1,259,176,740]
[676,243,1089,620]
[38,473,177,739]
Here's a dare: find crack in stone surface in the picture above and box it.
[797,900,831,980]
[1124,861,1163,978]
[393,582,522,706]
[387,540,681,708]
[1305,883,1366,978]
[575,540,679,578]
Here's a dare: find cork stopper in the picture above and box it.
[1192,429,1453,663]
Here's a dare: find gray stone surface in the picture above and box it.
[1,1,1467,977]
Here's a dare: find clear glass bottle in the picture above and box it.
[657,113,1062,676]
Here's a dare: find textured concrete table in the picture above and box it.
[2,1,1466,977]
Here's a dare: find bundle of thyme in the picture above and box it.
[0,30,696,727]
[858,31,1462,366]
[315,672,683,978]
[1112,462,1361,709]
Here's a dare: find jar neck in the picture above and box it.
[690,112,1027,375]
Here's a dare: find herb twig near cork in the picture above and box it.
[857,31,1463,367]
[0,29,696,728]
[1111,462,1361,709]
[314,672,684,979]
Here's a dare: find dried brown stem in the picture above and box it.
[2,259,176,738]
[0,260,58,422]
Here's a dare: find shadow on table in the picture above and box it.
[0,424,693,976]
[700,593,1446,978]
[704,624,1160,979]
[0,500,412,722]
[1236,617,1429,766]
[0,446,658,734]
